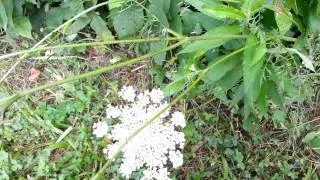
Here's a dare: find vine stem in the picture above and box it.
[0,41,186,113]
[91,40,261,180]
[0,1,114,84]
[0,35,248,61]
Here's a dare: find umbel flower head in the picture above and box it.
[93,86,186,179]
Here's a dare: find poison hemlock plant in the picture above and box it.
[0,0,320,179]
[93,86,186,179]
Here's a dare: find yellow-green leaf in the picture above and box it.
[180,25,241,54]
[275,8,293,34]
[203,5,247,20]
[13,16,33,39]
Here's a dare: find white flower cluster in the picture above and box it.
[93,86,186,179]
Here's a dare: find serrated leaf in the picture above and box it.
[203,5,247,20]
[275,8,293,34]
[90,15,114,41]
[180,25,241,54]
[214,65,243,90]
[287,48,315,71]
[242,36,266,118]
[231,83,244,106]
[113,6,144,38]
[243,35,266,93]
[203,55,240,84]
[256,81,269,117]
[13,16,33,39]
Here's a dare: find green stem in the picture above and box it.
[9,40,183,101]
[91,40,261,180]
[0,35,247,61]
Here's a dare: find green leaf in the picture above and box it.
[242,36,266,118]
[180,25,241,54]
[185,0,219,16]
[243,35,266,93]
[25,0,36,4]
[242,0,264,13]
[243,115,259,132]
[163,78,187,97]
[149,0,171,14]
[285,0,299,14]
[108,0,126,10]
[309,137,320,154]
[203,55,240,84]
[181,10,222,34]
[150,41,168,65]
[65,16,90,41]
[0,1,8,29]
[308,0,320,33]
[90,15,114,41]
[148,2,169,27]
[203,5,247,20]
[13,16,33,39]
[46,7,70,28]
[273,110,286,124]
[231,83,244,107]
[256,81,269,117]
[214,64,243,90]
[113,6,144,38]
[287,48,315,72]
[303,132,320,143]
[2,0,13,28]
[275,8,293,34]
[268,82,284,109]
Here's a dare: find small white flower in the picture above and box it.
[106,104,121,119]
[95,86,186,179]
[93,122,109,138]
[169,150,184,168]
[148,88,165,104]
[119,86,136,102]
[171,111,186,128]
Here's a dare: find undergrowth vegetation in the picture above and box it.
[1,0,320,179]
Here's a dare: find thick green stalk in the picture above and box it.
[0,41,186,113]
[0,1,114,84]
[0,35,248,61]
[91,41,261,180]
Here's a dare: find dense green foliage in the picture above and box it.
[1,0,320,179]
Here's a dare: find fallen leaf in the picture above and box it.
[28,67,41,82]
